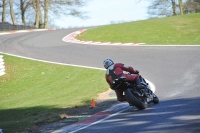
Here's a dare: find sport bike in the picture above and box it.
[112,76,159,110]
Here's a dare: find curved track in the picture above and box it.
[0,29,200,133]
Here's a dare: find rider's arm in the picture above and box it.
[115,63,138,74]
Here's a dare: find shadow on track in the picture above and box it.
[1,97,200,133]
[84,97,200,133]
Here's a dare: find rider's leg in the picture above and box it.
[122,74,145,89]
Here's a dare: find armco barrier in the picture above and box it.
[0,55,5,76]
[0,22,35,31]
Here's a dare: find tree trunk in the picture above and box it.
[20,0,26,25]
[178,0,183,15]
[2,0,6,22]
[39,9,43,28]
[44,0,48,28]
[22,11,26,25]
[9,0,17,24]
[171,0,177,16]
[35,0,40,28]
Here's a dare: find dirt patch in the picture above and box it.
[96,88,116,103]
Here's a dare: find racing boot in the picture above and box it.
[117,95,127,102]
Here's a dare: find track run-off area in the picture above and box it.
[0,28,200,133]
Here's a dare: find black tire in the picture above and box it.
[152,93,159,104]
[125,88,148,110]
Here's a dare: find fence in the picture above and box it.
[0,55,5,76]
[0,22,36,31]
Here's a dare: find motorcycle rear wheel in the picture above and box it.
[125,88,148,110]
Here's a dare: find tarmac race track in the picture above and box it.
[0,28,200,133]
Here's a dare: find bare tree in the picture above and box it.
[41,0,88,28]
[44,0,48,28]
[178,0,183,14]
[28,0,88,28]
[1,0,89,28]
[31,0,41,28]
[171,0,177,16]
[35,0,40,28]
[9,0,17,24]
[147,0,189,17]
[20,0,31,25]
[1,0,7,22]
[184,0,200,13]
[49,0,88,18]
[148,0,174,17]
[194,0,200,12]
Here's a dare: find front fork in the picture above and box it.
[129,81,154,103]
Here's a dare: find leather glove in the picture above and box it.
[135,70,139,74]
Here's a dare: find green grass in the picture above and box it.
[77,13,200,45]
[0,54,108,133]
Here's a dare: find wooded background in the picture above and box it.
[0,0,88,28]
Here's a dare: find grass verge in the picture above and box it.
[0,54,108,133]
[77,13,200,45]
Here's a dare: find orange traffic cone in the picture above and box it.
[90,99,96,108]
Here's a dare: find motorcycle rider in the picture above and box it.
[103,58,145,102]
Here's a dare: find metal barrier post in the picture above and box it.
[0,55,6,76]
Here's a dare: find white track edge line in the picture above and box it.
[68,106,132,133]
[0,52,103,70]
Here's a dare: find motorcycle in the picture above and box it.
[112,76,159,110]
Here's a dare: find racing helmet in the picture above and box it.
[103,58,114,69]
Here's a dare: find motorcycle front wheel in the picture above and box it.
[152,93,159,104]
[125,88,148,110]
